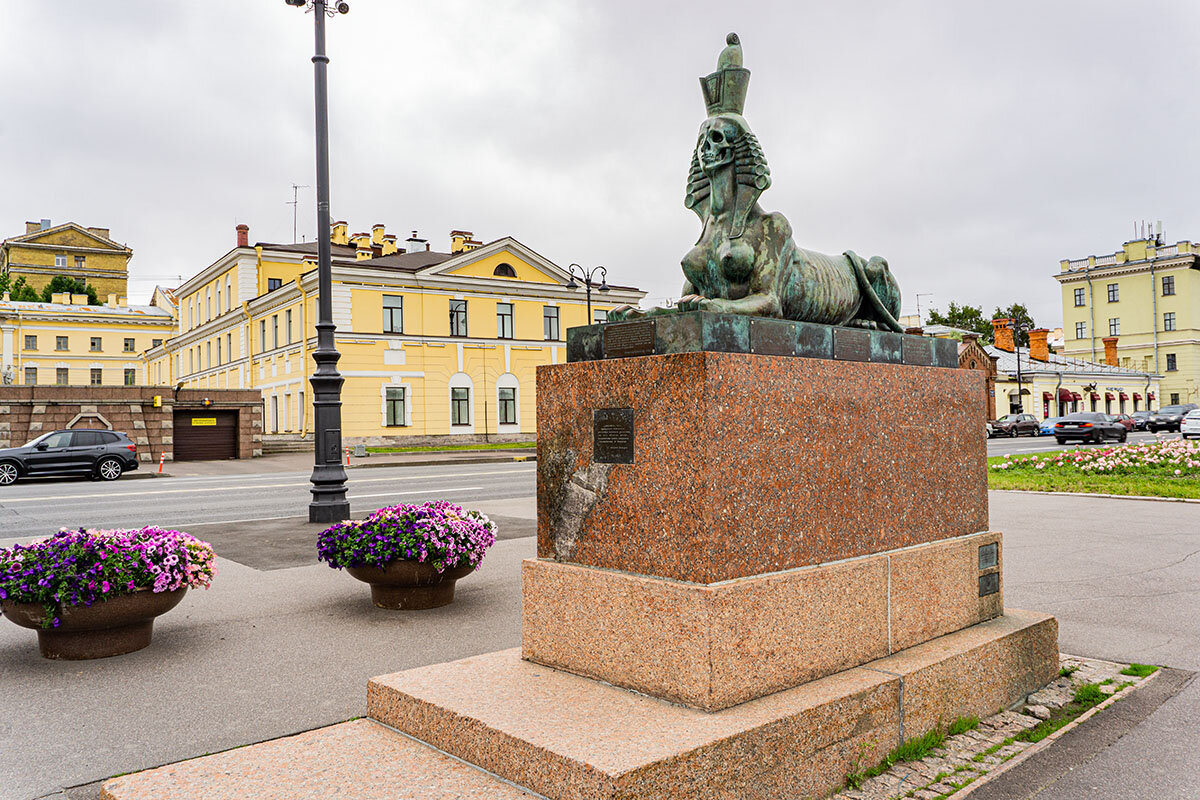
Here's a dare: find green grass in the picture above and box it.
[988,460,1200,499]
[1014,682,1110,745]
[1059,665,1080,678]
[845,717,977,789]
[1120,663,1160,677]
[947,716,980,737]
[365,441,536,454]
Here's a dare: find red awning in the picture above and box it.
[1042,391,1053,401]
[1057,388,1073,401]
[1133,393,1142,401]
[1090,392,1100,400]
[1149,392,1156,401]
[1119,392,1128,400]
[1105,392,1115,400]
[1072,392,1082,401]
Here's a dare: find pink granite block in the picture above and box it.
[99,719,540,800]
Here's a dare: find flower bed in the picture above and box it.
[0,527,217,628]
[988,439,1200,499]
[317,501,497,573]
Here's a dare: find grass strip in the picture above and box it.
[988,466,1200,499]
[844,717,977,790]
[1119,663,1159,677]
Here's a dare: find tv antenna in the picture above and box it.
[287,184,311,243]
[915,293,934,326]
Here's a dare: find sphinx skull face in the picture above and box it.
[697,118,739,173]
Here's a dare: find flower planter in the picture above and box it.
[2,587,187,660]
[345,561,475,610]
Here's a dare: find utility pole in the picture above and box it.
[914,293,934,327]
[288,184,311,244]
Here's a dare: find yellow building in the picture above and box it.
[143,224,645,443]
[1057,232,1199,407]
[0,293,176,388]
[1,220,132,298]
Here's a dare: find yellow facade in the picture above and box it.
[1,221,132,298]
[1057,237,1199,407]
[144,226,645,442]
[1,294,175,388]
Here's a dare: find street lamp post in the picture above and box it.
[565,263,610,323]
[285,0,350,523]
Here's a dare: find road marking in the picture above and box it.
[0,469,534,504]
[350,487,482,500]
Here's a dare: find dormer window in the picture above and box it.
[493,263,517,278]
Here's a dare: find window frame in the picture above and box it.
[1106,283,1119,303]
[24,366,36,385]
[123,368,136,386]
[1166,353,1177,372]
[55,336,68,351]
[449,299,468,337]
[496,302,514,340]
[1164,312,1176,332]
[543,306,560,340]
[384,386,408,427]
[1075,321,1086,339]
[1162,275,1176,296]
[383,295,404,334]
[498,386,517,425]
[55,367,69,385]
[89,368,103,386]
[89,336,102,352]
[1073,287,1085,307]
[23,334,36,351]
[54,254,67,268]
[1109,318,1120,336]
[450,386,471,426]
[123,337,135,353]
[267,277,282,292]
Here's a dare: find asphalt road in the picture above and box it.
[0,463,537,541]
[986,429,1178,457]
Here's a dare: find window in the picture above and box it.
[206,290,212,320]
[594,309,608,324]
[206,341,211,368]
[498,387,517,424]
[226,333,232,362]
[43,431,73,448]
[493,263,517,277]
[216,285,222,314]
[1171,392,1180,405]
[1106,283,1119,303]
[385,387,407,426]
[451,387,470,425]
[90,336,102,352]
[24,367,36,385]
[74,255,86,269]
[1163,312,1176,331]
[449,299,468,337]
[272,315,279,349]
[23,335,36,350]
[543,306,560,340]
[267,278,282,292]
[56,367,68,385]
[124,368,136,386]
[152,338,163,348]
[90,368,102,386]
[260,320,267,352]
[55,254,67,268]
[1075,322,1086,339]
[286,309,293,344]
[496,303,514,339]
[226,276,232,311]
[1167,353,1177,371]
[1073,287,1085,307]
[189,349,194,373]
[123,337,135,352]
[383,295,403,333]
[1162,275,1175,296]
[216,337,222,365]
[1109,318,1120,336]
[56,336,68,351]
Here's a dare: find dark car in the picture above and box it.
[1147,404,1199,433]
[0,429,139,486]
[1130,411,1151,431]
[992,413,1040,437]
[1054,412,1127,445]
[1109,413,1136,432]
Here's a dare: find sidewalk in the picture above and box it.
[163,448,536,477]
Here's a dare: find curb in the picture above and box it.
[347,455,536,469]
[993,489,1200,505]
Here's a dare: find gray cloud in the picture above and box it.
[3,1,1198,327]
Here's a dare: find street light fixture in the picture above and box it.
[565,263,610,323]
[284,0,349,523]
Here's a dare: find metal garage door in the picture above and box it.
[173,410,238,461]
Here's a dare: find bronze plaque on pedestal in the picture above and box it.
[594,408,635,464]
[604,321,656,358]
[833,328,870,361]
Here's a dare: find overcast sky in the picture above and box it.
[4,1,1198,328]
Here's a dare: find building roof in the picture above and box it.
[984,344,1158,379]
[0,299,174,319]
[923,323,975,338]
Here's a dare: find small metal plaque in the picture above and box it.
[325,428,342,461]
[979,572,1000,597]
[603,321,656,359]
[750,319,796,356]
[593,408,635,464]
[978,543,998,570]
[833,328,871,362]
[903,337,933,367]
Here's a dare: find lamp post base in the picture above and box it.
[310,500,351,524]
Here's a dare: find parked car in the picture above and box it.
[1147,404,1199,433]
[1109,413,1136,432]
[1130,411,1151,431]
[1182,410,1200,440]
[1039,417,1063,436]
[986,421,997,438]
[0,429,139,486]
[1054,412,1128,445]
[992,413,1040,437]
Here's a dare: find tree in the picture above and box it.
[991,303,1036,348]
[925,302,994,341]
[39,275,99,305]
[0,272,41,302]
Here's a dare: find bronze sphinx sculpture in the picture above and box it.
[612,33,903,331]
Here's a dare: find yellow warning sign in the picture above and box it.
[191,417,217,427]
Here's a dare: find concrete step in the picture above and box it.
[100,719,543,800]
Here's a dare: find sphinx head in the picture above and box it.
[697,115,744,175]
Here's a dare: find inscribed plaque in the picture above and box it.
[593,408,635,464]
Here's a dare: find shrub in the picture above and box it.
[317,501,497,573]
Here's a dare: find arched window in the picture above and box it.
[493,263,517,278]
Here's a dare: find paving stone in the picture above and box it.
[1026,704,1051,720]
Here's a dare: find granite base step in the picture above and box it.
[99,719,542,800]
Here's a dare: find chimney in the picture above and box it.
[107,294,119,307]
[1028,328,1049,362]
[381,234,398,256]
[25,221,41,234]
[992,318,1014,352]
[70,293,89,305]
[51,292,68,304]
[904,326,924,336]
[87,227,110,240]
[963,332,979,344]
[236,224,249,248]
[450,230,473,254]
[1102,336,1119,366]
[406,230,428,253]
[331,221,349,245]
[371,224,386,246]
[353,233,373,261]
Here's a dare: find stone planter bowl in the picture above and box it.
[345,560,475,610]
[1,588,187,660]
